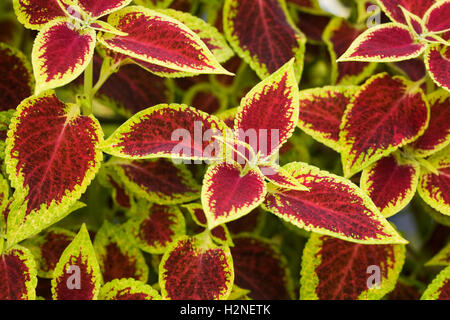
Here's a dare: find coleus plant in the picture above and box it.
[0,0,449,301]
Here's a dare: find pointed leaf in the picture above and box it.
[75,0,132,19]
[202,162,267,230]
[111,158,200,205]
[377,0,435,25]
[99,278,161,300]
[426,242,450,267]
[13,0,67,30]
[32,19,96,93]
[0,245,37,300]
[338,23,427,62]
[340,73,429,178]
[127,203,185,254]
[298,85,359,152]
[5,91,103,246]
[361,153,420,217]
[159,234,234,300]
[263,162,408,244]
[102,104,227,161]
[300,234,405,299]
[424,44,450,92]
[234,59,299,159]
[210,224,234,247]
[421,266,450,300]
[51,224,102,300]
[183,202,208,228]
[259,164,308,191]
[423,0,450,34]
[94,222,148,283]
[223,0,306,79]
[230,235,294,300]
[0,43,34,111]
[97,6,231,75]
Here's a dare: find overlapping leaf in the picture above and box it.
[426,242,450,266]
[424,45,450,92]
[377,0,435,25]
[13,0,67,30]
[421,266,450,300]
[99,278,161,300]
[75,0,132,19]
[423,0,450,34]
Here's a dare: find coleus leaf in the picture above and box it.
[360,153,421,218]
[5,91,103,246]
[417,147,450,216]
[426,242,450,267]
[423,0,450,34]
[111,158,200,205]
[259,164,309,191]
[97,6,231,75]
[202,161,267,230]
[323,18,377,84]
[13,0,67,30]
[101,104,227,161]
[127,203,185,254]
[377,0,435,25]
[210,224,234,247]
[223,0,306,80]
[295,11,331,44]
[99,278,161,300]
[421,266,450,300]
[298,85,359,152]
[183,202,208,228]
[183,83,227,114]
[286,0,323,15]
[263,162,408,244]
[337,23,427,63]
[24,227,75,278]
[134,0,174,9]
[32,19,96,93]
[0,245,37,300]
[340,73,429,178]
[159,233,234,300]
[51,224,102,300]
[94,222,148,283]
[300,233,405,299]
[424,44,450,92]
[230,235,294,300]
[408,90,450,158]
[234,59,300,160]
[0,43,34,111]
[74,0,132,19]
[391,59,427,82]
[98,165,132,209]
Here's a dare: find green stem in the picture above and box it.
[91,57,120,97]
[81,57,94,115]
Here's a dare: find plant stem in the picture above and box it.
[82,57,94,115]
[92,57,119,97]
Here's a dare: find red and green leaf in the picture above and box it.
[128,203,185,254]
[295,11,331,44]
[94,222,148,283]
[5,91,103,246]
[230,235,294,300]
[210,224,234,247]
[202,162,267,230]
[0,43,34,111]
[223,0,306,79]
[426,242,450,267]
[361,153,421,217]
[263,162,408,244]
[423,0,450,34]
[75,0,132,19]
[101,104,227,161]
[159,234,234,300]
[300,233,405,299]
[424,44,450,92]
[337,23,427,63]
[234,59,300,160]
[99,278,161,300]
[51,224,102,300]
[377,0,435,25]
[286,0,323,14]
[13,0,67,30]
[259,164,308,191]
[0,245,37,300]
[183,202,208,228]
[298,85,359,152]
[97,6,231,75]
[421,266,450,300]
[340,73,429,178]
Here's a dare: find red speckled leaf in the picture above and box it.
[378,0,435,24]
[425,45,450,92]
[426,242,450,266]
[263,162,407,244]
[102,104,227,161]
[99,278,161,300]
[361,153,420,217]
[338,23,427,63]
[51,224,102,300]
[5,91,103,246]
[202,162,267,230]
[32,20,96,93]
[421,266,450,300]
[301,234,405,300]
[112,158,200,205]
[0,43,34,111]
[340,73,429,178]
[97,6,231,75]
[259,164,308,191]
[75,0,132,19]
[210,225,233,247]
[159,234,234,300]
[409,90,450,157]
[234,59,299,160]
[230,235,294,300]
[298,85,358,152]
[94,222,148,283]
[423,1,450,34]
[323,18,377,84]
[224,0,306,79]
[13,0,67,30]
[127,203,185,254]
[183,203,208,227]
[0,245,37,300]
